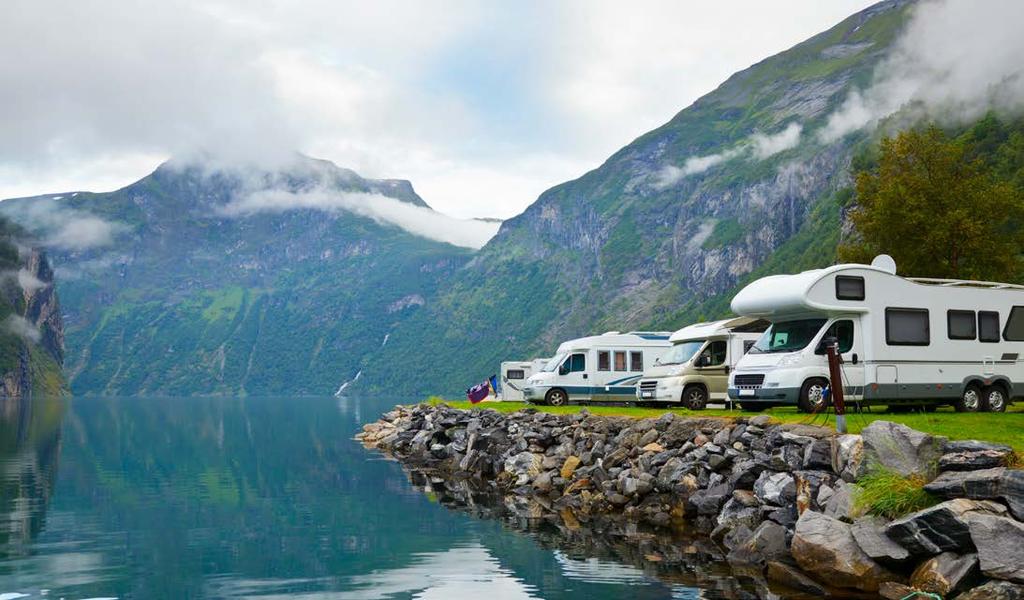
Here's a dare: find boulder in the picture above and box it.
[765,561,827,596]
[940,449,1012,472]
[754,471,796,506]
[791,510,898,592]
[909,551,978,596]
[727,520,789,566]
[966,512,1024,583]
[832,434,866,482]
[946,439,1014,454]
[691,482,734,515]
[956,580,1024,600]
[860,420,947,479]
[851,515,911,565]
[924,467,1024,521]
[886,498,1007,556]
[823,480,861,522]
[504,452,543,485]
[803,438,833,470]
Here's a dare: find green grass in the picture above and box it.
[853,467,939,519]
[426,398,1024,452]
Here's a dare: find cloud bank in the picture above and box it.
[220,188,500,249]
[4,315,41,343]
[656,123,803,187]
[0,198,125,250]
[820,0,1024,142]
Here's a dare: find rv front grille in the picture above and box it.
[733,374,765,389]
[638,380,658,392]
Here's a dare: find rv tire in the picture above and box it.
[682,385,708,410]
[545,388,569,407]
[797,378,830,413]
[956,383,983,413]
[982,384,1008,413]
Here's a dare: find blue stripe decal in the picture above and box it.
[606,375,641,385]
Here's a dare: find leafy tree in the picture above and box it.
[839,125,1024,281]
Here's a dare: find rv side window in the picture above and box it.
[598,351,611,371]
[885,308,929,346]
[629,351,643,372]
[613,351,627,371]
[1004,306,1024,341]
[947,310,976,340]
[979,311,1000,343]
[568,353,586,373]
[506,369,525,380]
[835,276,865,301]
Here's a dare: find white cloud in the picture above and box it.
[820,0,1024,142]
[4,315,41,343]
[655,123,802,187]
[0,198,126,250]
[750,123,803,159]
[16,269,48,293]
[220,187,499,249]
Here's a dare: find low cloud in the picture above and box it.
[16,269,47,293]
[0,198,126,250]
[4,314,41,343]
[750,123,803,159]
[819,0,1024,142]
[220,187,500,249]
[655,123,802,188]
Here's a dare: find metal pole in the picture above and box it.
[826,343,847,433]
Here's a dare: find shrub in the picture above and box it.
[853,467,939,519]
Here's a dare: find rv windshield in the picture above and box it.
[541,353,568,372]
[659,340,705,365]
[750,319,827,354]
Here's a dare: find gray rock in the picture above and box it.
[708,453,733,472]
[532,471,554,493]
[713,427,731,446]
[860,420,947,479]
[766,561,827,596]
[749,415,771,427]
[754,471,796,506]
[732,489,759,507]
[910,551,978,596]
[803,438,833,470]
[823,480,860,522]
[924,468,1024,521]
[852,515,911,564]
[791,510,898,592]
[794,470,833,514]
[955,580,1024,600]
[886,498,1008,556]
[946,439,1014,454]
[691,482,734,515]
[940,449,1012,471]
[638,428,660,447]
[816,483,835,507]
[966,512,1024,583]
[832,434,866,482]
[728,459,765,490]
[504,451,543,485]
[727,520,789,565]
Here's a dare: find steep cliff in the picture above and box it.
[0,220,66,398]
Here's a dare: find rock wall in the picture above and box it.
[359,404,1024,599]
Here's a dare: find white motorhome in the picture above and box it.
[635,317,766,409]
[522,332,673,405]
[727,255,1024,413]
[497,359,548,401]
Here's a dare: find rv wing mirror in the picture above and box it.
[697,355,711,367]
[558,363,569,376]
[815,336,838,355]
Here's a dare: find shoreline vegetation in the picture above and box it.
[359,401,1024,599]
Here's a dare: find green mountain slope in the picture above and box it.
[358,0,915,396]
[1,158,473,396]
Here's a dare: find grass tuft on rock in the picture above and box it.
[853,467,939,519]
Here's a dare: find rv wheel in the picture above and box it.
[682,385,708,410]
[955,384,982,413]
[798,378,830,413]
[982,385,1007,413]
[545,388,569,407]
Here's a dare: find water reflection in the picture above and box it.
[0,397,773,599]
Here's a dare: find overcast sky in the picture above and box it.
[0,1,875,218]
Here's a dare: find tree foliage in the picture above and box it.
[839,123,1024,281]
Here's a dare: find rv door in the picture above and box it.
[557,352,589,401]
[694,340,730,400]
[820,318,865,400]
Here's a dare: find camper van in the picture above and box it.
[635,317,766,409]
[497,359,548,401]
[522,332,673,405]
[727,255,1024,413]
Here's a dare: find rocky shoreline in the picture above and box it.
[358,404,1024,599]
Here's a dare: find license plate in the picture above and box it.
[641,391,653,398]
[739,389,755,397]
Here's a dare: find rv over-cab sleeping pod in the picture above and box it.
[522,332,673,405]
[727,255,1024,413]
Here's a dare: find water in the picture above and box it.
[0,396,755,599]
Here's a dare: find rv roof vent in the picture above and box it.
[871,254,897,275]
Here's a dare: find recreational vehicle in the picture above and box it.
[727,255,1024,413]
[522,332,673,405]
[635,317,766,409]
[497,358,548,401]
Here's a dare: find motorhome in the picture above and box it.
[727,255,1024,413]
[635,317,766,409]
[497,358,548,401]
[522,332,673,405]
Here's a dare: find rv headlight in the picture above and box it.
[776,353,803,368]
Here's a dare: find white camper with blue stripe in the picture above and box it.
[522,332,673,405]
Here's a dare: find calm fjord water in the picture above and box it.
[0,396,746,599]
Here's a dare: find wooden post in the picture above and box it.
[826,342,847,434]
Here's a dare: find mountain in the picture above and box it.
[0,219,65,398]
[356,0,915,396]
[0,157,474,396]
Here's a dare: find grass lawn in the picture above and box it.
[428,397,1024,452]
